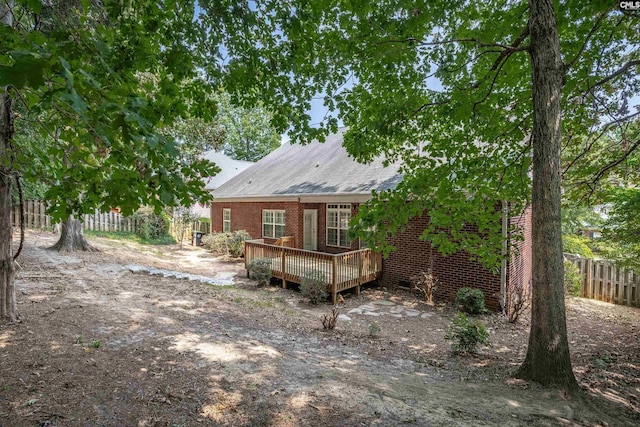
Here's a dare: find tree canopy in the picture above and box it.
[195,0,639,390]
[2,0,640,392]
[215,91,281,162]
[2,0,221,221]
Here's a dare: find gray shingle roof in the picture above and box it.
[202,151,254,191]
[212,128,402,199]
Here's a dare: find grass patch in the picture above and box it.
[232,295,276,309]
[84,230,176,245]
[252,300,275,308]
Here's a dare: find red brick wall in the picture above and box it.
[306,203,360,253]
[212,200,533,312]
[211,201,362,251]
[506,206,533,308]
[211,201,301,245]
[379,212,504,309]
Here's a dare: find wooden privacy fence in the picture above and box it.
[245,238,383,303]
[13,200,212,242]
[565,254,640,307]
[10,200,51,229]
[11,200,135,232]
[168,220,211,243]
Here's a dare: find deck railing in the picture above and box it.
[273,236,296,247]
[245,239,382,303]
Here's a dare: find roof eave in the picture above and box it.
[211,193,376,203]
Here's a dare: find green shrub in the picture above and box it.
[202,230,251,257]
[228,230,251,257]
[131,208,171,240]
[247,257,272,286]
[562,234,594,258]
[368,321,380,336]
[300,269,328,304]
[454,287,486,315]
[198,217,211,224]
[202,232,226,253]
[445,312,490,354]
[563,260,583,297]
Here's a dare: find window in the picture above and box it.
[262,210,285,238]
[326,204,351,248]
[222,208,231,232]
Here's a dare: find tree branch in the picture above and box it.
[570,138,640,192]
[473,55,509,111]
[12,173,24,261]
[590,60,640,90]
[563,9,612,71]
[0,0,15,24]
[492,26,530,70]
[377,36,529,52]
[562,111,639,177]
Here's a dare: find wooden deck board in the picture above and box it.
[245,239,382,303]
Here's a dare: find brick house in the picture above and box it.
[211,128,531,310]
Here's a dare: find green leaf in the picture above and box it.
[59,90,88,114]
[20,0,43,14]
[0,50,48,88]
[59,57,74,89]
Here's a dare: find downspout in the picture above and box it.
[500,200,508,315]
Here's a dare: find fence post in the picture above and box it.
[614,265,620,304]
[45,203,50,229]
[34,201,40,228]
[26,200,32,227]
[583,258,590,298]
[635,272,640,307]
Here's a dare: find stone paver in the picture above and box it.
[347,299,430,319]
[371,300,396,306]
[126,264,235,286]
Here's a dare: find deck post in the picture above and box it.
[245,242,250,278]
[281,249,287,289]
[332,256,338,304]
[356,252,363,296]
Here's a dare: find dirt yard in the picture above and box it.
[1,230,639,426]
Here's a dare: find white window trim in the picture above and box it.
[222,208,231,232]
[326,204,352,248]
[262,209,286,239]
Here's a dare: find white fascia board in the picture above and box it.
[210,193,374,204]
[298,193,373,203]
[211,195,300,203]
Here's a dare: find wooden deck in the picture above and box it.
[245,239,382,303]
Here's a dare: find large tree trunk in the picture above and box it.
[1,89,17,322]
[516,0,578,390]
[51,216,94,252]
[1,2,17,323]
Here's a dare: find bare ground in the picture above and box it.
[0,230,639,426]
